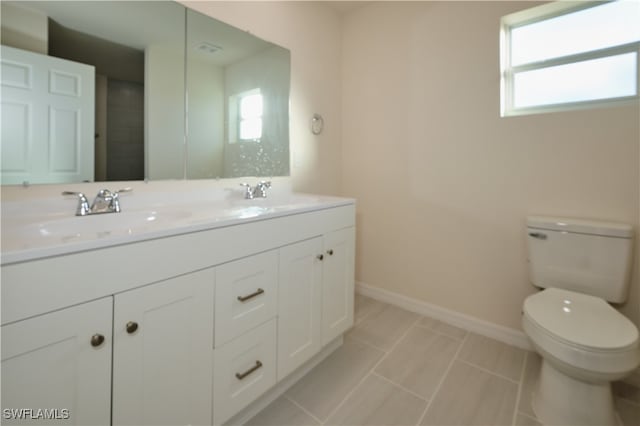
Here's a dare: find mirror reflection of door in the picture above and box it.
[0,45,95,184]
[49,20,144,181]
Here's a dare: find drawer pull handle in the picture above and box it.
[235,360,263,380]
[90,334,105,347]
[326,249,334,256]
[237,288,265,302]
[529,232,547,240]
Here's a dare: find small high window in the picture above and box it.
[500,1,640,116]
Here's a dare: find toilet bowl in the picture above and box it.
[523,216,639,425]
[523,288,640,425]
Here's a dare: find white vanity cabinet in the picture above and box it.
[112,269,215,426]
[1,297,113,426]
[277,236,324,380]
[277,227,355,380]
[1,270,214,426]
[212,251,279,425]
[321,227,356,345]
[1,199,355,426]
[214,251,278,347]
[213,319,277,425]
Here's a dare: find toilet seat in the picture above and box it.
[523,288,638,352]
[523,288,640,379]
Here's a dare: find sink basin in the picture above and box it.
[2,210,193,248]
[221,194,325,212]
[0,189,354,265]
[180,195,325,224]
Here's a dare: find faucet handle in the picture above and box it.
[62,191,90,216]
[240,182,254,199]
[256,181,271,198]
[113,188,132,212]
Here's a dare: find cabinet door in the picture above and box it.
[277,237,323,380]
[1,297,112,425]
[322,227,355,345]
[112,269,215,426]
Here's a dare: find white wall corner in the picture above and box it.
[356,281,533,351]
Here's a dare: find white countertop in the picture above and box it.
[1,190,354,265]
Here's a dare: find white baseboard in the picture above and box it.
[224,336,343,425]
[356,281,532,351]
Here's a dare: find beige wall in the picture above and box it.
[181,1,343,195]
[0,2,48,54]
[341,1,640,330]
[145,43,186,180]
[186,58,225,179]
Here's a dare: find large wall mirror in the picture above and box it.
[0,1,290,185]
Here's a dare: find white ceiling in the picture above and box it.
[11,1,273,67]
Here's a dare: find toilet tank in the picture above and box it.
[527,216,634,303]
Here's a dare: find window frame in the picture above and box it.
[228,88,263,144]
[500,1,640,117]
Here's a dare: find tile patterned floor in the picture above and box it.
[247,294,640,426]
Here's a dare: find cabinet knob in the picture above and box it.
[126,321,139,334]
[317,254,324,261]
[90,334,105,347]
[326,249,334,256]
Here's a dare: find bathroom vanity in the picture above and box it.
[1,189,355,425]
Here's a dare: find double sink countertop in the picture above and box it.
[1,188,354,265]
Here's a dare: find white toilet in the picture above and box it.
[522,216,640,426]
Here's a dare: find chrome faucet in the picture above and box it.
[63,188,132,216]
[240,181,271,199]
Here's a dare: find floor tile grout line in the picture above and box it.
[415,332,470,426]
[283,395,324,425]
[412,321,468,341]
[511,351,529,426]
[345,333,389,354]
[455,358,522,385]
[371,371,429,403]
[353,296,389,327]
[319,316,423,425]
[353,305,375,327]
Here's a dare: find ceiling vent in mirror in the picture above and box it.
[195,42,223,54]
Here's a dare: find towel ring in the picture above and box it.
[311,113,324,135]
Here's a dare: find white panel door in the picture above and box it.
[277,237,323,380]
[112,269,215,426]
[1,297,112,425]
[322,227,356,345]
[0,45,94,184]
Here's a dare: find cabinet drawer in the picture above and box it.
[215,251,278,347]
[213,319,277,425]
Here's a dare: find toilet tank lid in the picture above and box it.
[527,216,633,238]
